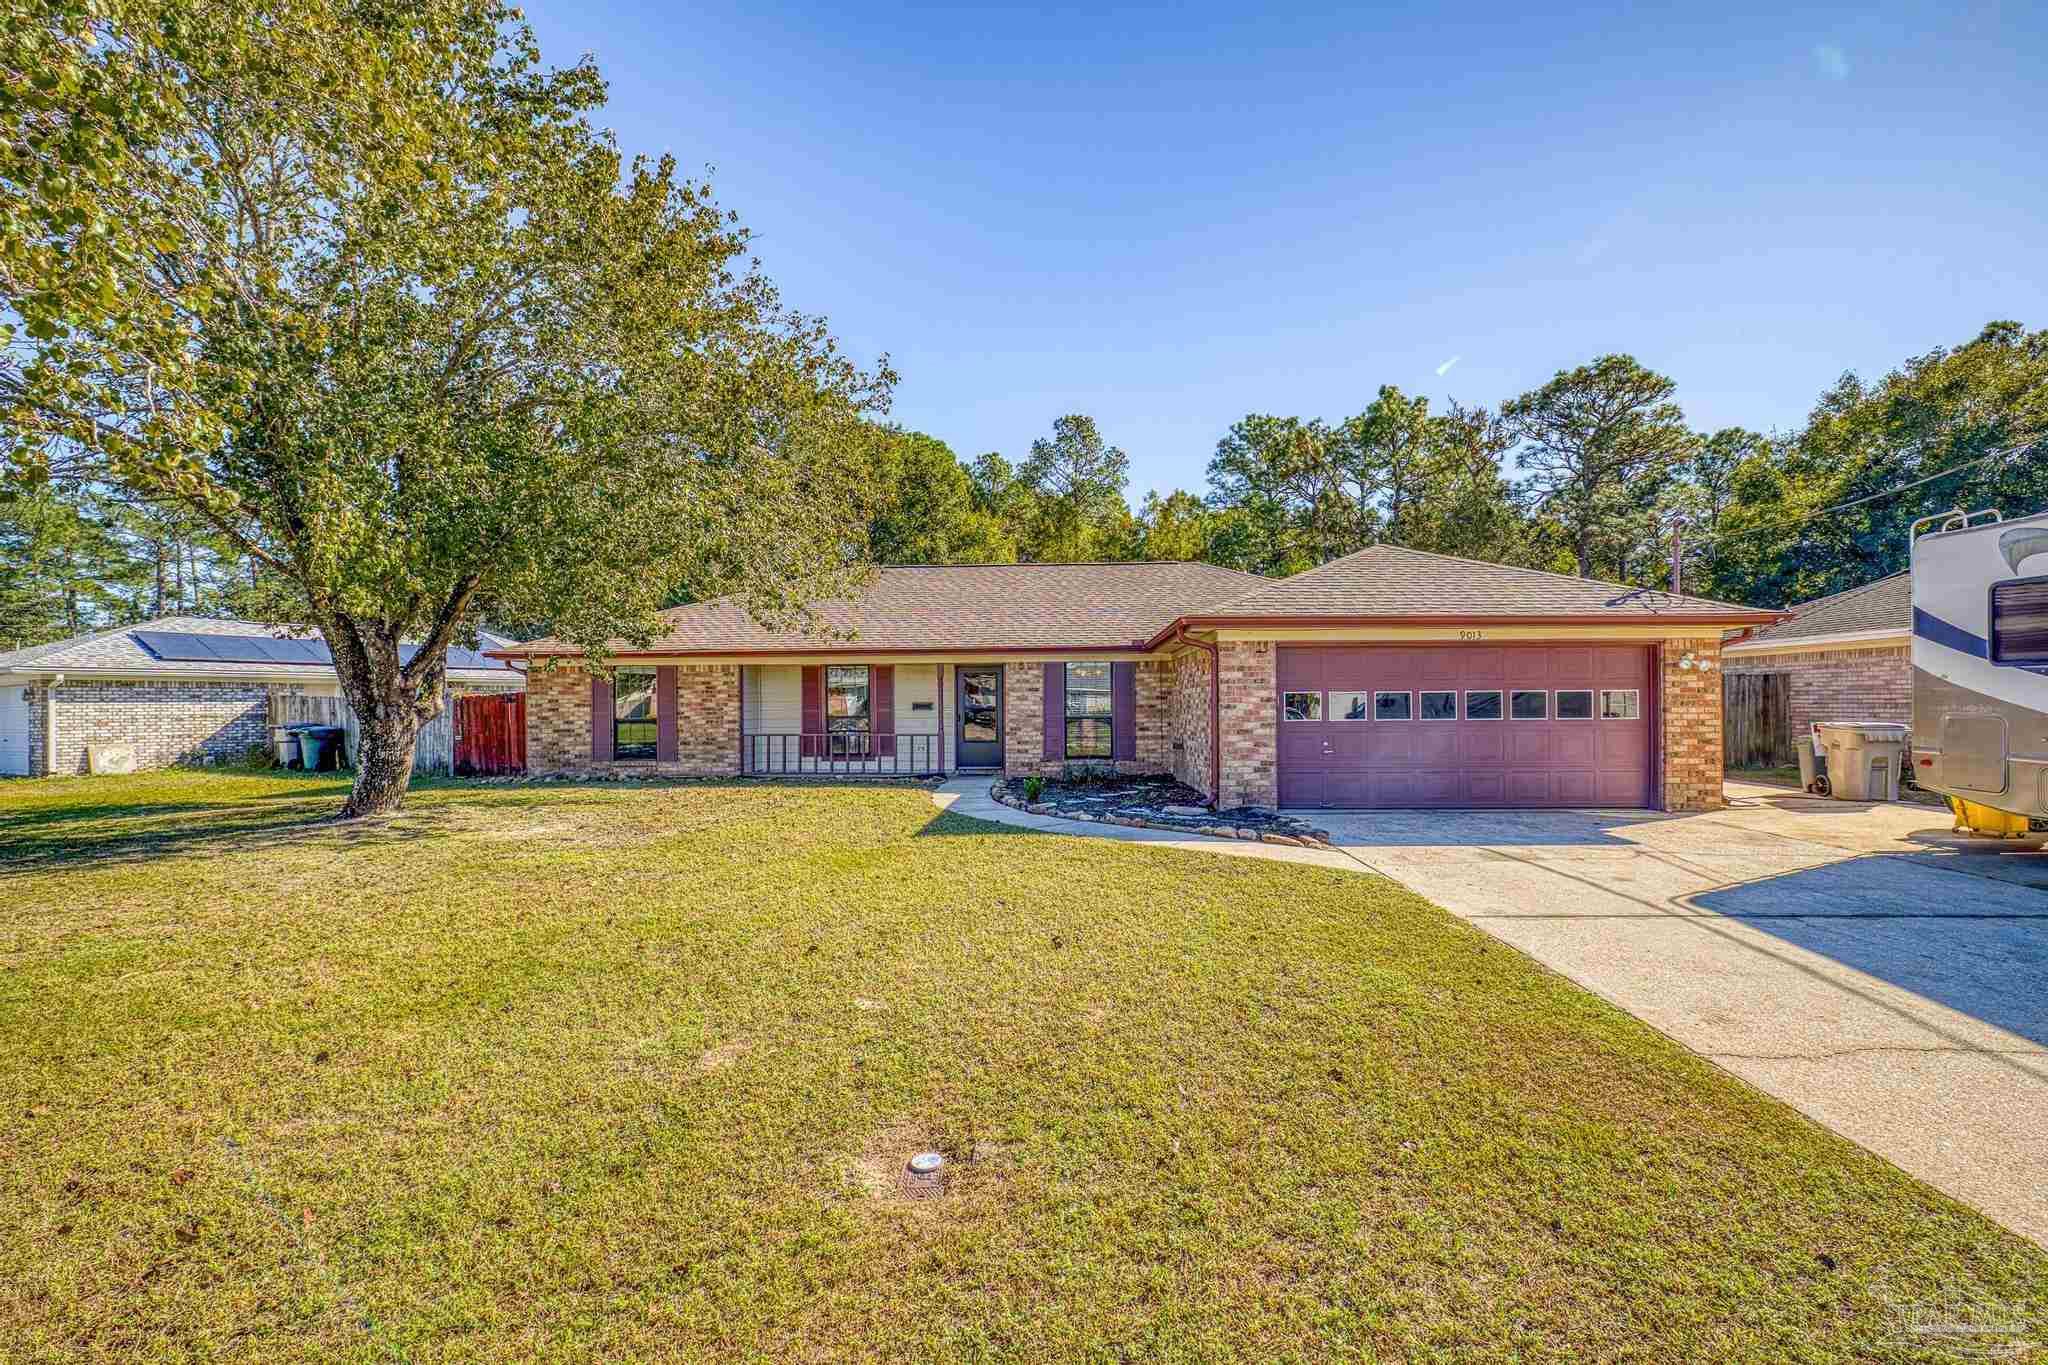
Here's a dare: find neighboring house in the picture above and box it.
[0,616,524,777]
[494,547,1780,812]
[1721,574,1910,745]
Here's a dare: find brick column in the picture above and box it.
[1216,639,1276,810]
[1003,662,1044,776]
[671,664,740,777]
[1167,646,1214,798]
[1130,658,1173,773]
[1660,637,1725,812]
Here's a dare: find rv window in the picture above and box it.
[1991,580,2048,663]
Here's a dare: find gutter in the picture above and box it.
[1722,626,1909,656]
[485,642,1152,663]
[1174,625,1221,809]
[1142,609,1788,653]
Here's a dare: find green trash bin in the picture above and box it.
[296,728,329,773]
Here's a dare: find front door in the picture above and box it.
[956,666,1004,768]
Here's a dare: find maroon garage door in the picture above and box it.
[1276,644,1655,809]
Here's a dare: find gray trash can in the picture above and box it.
[1814,722,1908,801]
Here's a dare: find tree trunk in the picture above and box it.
[319,594,472,820]
[326,621,429,819]
[342,701,420,819]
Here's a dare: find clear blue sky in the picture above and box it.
[523,1,2047,501]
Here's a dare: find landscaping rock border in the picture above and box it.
[990,777,1333,849]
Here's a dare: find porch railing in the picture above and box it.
[742,732,944,776]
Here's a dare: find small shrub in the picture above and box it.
[1023,775,1044,802]
[242,743,276,770]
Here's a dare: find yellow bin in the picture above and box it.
[1947,796,2032,838]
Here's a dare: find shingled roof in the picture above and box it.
[0,615,523,684]
[1724,573,1910,650]
[505,561,1269,656]
[1146,544,1781,641]
[499,548,1782,659]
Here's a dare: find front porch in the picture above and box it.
[741,730,946,777]
[522,655,1196,788]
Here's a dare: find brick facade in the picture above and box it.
[526,663,739,776]
[1000,660,1177,779]
[1001,662,1045,777]
[526,665,593,773]
[1216,639,1278,810]
[1134,658,1172,771]
[1167,646,1214,799]
[1659,637,1725,813]
[1722,642,1909,746]
[520,633,1730,815]
[21,681,46,775]
[38,679,283,775]
[671,665,741,775]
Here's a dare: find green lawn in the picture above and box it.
[2,772,2042,1362]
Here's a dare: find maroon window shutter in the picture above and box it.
[1112,662,1137,761]
[1042,662,1065,760]
[655,665,679,762]
[801,665,824,758]
[590,674,614,763]
[873,665,895,757]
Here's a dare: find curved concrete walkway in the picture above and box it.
[934,777,2048,1248]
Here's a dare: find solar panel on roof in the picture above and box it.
[134,629,330,666]
[134,630,232,662]
[266,637,332,665]
[132,628,510,671]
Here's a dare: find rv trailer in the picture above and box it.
[1911,506,2048,817]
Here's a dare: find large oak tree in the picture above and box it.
[1,0,890,814]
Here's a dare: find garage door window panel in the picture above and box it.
[1511,690,1548,720]
[1557,689,1594,720]
[1330,690,1370,721]
[1374,691,1412,720]
[1283,691,1324,722]
[1600,689,1640,720]
[1465,690,1503,720]
[1419,690,1456,720]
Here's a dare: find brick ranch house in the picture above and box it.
[496,546,1781,813]
[0,616,523,777]
[1721,573,1910,745]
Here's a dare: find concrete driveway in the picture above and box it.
[1323,780,2048,1248]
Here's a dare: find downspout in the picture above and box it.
[44,673,63,777]
[1174,626,1222,809]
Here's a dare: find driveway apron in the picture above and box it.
[940,778,2048,1247]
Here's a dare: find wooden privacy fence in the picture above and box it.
[454,692,526,776]
[1723,672,1795,769]
[267,688,470,776]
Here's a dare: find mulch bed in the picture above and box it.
[991,774,1333,848]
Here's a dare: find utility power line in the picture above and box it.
[1677,441,2031,562]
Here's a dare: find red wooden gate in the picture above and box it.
[455,692,526,776]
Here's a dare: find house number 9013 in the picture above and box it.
[1458,630,1485,640]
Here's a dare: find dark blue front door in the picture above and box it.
[956,666,1003,768]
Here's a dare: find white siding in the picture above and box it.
[939,664,954,772]
[0,682,31,775]
[895,665,938,736]
[742,665,802,735]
